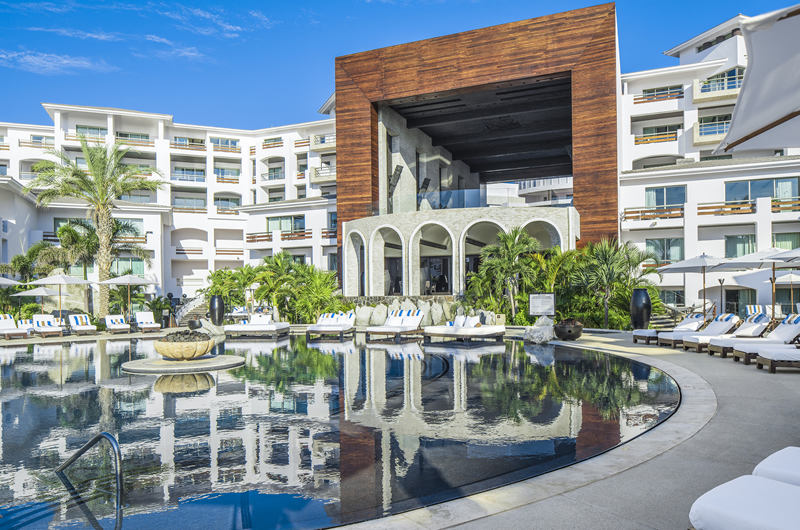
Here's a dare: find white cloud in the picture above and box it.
[27,27,122,41]
[0,50,115,75]
[154,46,204,60]
[0,1,75,13]
[250,10,277,29]
[146,34,174,45]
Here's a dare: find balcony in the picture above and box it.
[260,172,285,187]
[170,141,206,151]
[262,138,283,149]
[246,232,272,243]
[310,166,336,184]
[42,231,60,243]
[216,175,239,184]
[772,197,800,214]
[172,206,207,214]
[18,140,54,149]
[296,170,307,180]
[65,133,105,143]
[295,138,310,149]
[622,205,684,221]
[175,247,203,255]
[693,75,743,104]
[176,277,204,287]
[634,131,678,145]
[281,230,312,241]
[693,121,730,146]
[216,207,239,215]
[0,142,8,151]
[171,174,206,184]
[19,172,38,180]
[116,235,147,244]
[321,228,337,239]
[115,137,154,147]
[633,88,684,104]
[697,200,755,216]
[311,133,336,152]
[213,144,241,154]
[518,176,573,195]
[216,248,243,256]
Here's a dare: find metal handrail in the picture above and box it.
[56,432,123,508]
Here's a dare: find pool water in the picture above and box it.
[0,338,679,529]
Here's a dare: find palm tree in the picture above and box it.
[0,240,56,281]
[253,252,295,321]
[574,238,628,329]
[27,135,162,317]
[293,264,345,324]
[478,227,541,318]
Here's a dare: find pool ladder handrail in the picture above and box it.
[55,431,124,509]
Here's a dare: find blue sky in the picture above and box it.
[0,1,787,129]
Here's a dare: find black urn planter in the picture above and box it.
[630,288,652,330]
[209,295,225,326]
[554,324,583,341]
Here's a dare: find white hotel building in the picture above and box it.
[0,14,796,318]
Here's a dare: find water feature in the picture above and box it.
[0,338,679,529]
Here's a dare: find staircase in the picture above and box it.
[175,295,208,326]
[650,315,675,330]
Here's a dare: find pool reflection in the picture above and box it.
[0,337,678,529]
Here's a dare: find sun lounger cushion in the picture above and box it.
[424,324,506,336]
[659,314,739,342]
[683,313,768,344]
[752,447,800,487]
[464,316,481,327]
[689,475,800,530]
[315,313,335,325]
[0,314,13,320]
[33,315,63,332]
[0,318,19,330]
[757,346,800,362]
[17,319,33,332]
[225,322,290,333]
[384,311,404,327]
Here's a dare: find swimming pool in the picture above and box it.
[0,338,679,529]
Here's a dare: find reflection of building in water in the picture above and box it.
[0,339,340,520]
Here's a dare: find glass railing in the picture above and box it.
[376,189,574,213]
[171,174,206,183]
[698,121,730,136]
[261,172,285,181]
[700,75,744,93]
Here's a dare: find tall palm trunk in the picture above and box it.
[96,211,114,317]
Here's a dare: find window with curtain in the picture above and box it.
[725,235,755,258]
[725,178,799,202]
[267,215,305,232]
[119,193,151,203]
[328,253,338,271]
[773,233,800,250]
[76,125,107,137]
[658,289,685,306]
[173,197,206,208]
[642,124,682,135]
[776,288,800,316]
[111,257,144,276]
[645,186,686,208]
[214,197,240,208]
[645,238,684,264]
[213,167,240,177]
[210,138,239,148]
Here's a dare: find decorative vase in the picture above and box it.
[554,324,583,341]
[630,288,652,330]
[154,339,214,360]
[209,295,224,326]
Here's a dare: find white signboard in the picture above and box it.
[529,293,556,317]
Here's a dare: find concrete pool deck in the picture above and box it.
[347,331,800,530]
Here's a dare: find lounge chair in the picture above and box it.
[365,310,424,344]
[708,313,800,358]
[423,315,506,345]
[224,313,290,339]
[32,314,63,337]
[632,313,704,345]
[17,319,33,336]
[315,340,357,356]
[105,315,131,334]
[689,475,798,530]
[0,317,27,340]
[305,311,356,341]
[69,314,97,335]
[135,311,161,333]
[368,341,425,361]
[682,313,768,353]
[745,304,765,317]
[755,345,800,373]
[728,314,800,364]
[425,342,505,363]
[656,313,739,348]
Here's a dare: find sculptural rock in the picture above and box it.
[370,304,388,326]
[355,305,374,326]
[523,315,555,344]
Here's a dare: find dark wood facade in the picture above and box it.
[335,3,619,247]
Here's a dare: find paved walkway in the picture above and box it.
[349,332,800,530]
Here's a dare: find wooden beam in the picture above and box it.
[406,97,571,128]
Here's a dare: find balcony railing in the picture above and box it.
[697,200,755,216]
[171,174,206,183]
[262,138,283,149]
[698,121,730,137]
[170,141,206,151]
[213,144,241,153]
[19,140,53,149]
[216,207,239,215]
[633,89,684,104]
[176,247,203,255]
[701,75,744,93]
[311,133,336,149]
[622,205,684,221]
[296,171,306,179]
[772,197,800,213]
[261,172,285,181]
[172,206,207,214]
[216,248,243,256]
[281,230,312,241]
[42,231,60,243]
[115,137,154,147]
[176,277,204,286]
[295,138,310,149]
[634,131,678,145]
[215,176,239,184]
[246,232,272,243]
[19,172,38,180]
[310,166,336,183]
[321,228,337,239]
[249,146,256,156]
[0,142,9,151]
[66,133,105,143]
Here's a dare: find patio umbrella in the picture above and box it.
[12,287,60,314]
[0,277,21,287]
[714,4,800,153]
[28,274,94,318]
[658,255,726,323]
[775,271,800,312]
[98,275,157,321]
[710,248,794,319]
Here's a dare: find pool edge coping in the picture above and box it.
[341,340,717,530]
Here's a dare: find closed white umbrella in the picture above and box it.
[28,274,94,318]
[659,255,726,323]
[13,287,61,314]
[98,275,157,320]
[715,4,800,153]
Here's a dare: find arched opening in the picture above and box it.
[410,223,454,296]
[462,220,504,279]
[523,220,561,249]
[345,231,366,297]
[370,227,404,296]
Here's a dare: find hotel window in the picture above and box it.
[31,135,54,145]
[111,257,144,276]
[0,165,7,176]
[297,189,306,199]
[699,155,732,161]
[75,157,88,169]
[116,132,149,140]
[290,255,306,264]
[267,215,304,233]
[174,137,204,146]
[173,197,206,208]
[267,167,283,180]
[645,238,684,264]
[725,235,755,258]
[725,177,798,202]
[698,114,732,136]
[776,288,800,316]
[116,218,144,235]
[773,233,800,250]
[213,167,240,177]
[210,138,239,148]
[174,167,205,177]
[701,67,745,93]
[214,197,240,208]
[328,253,338,271]
[658,289,685,306]
[642,124,682,136]
[645,185,685,208]
[641,85,683,99]
[119,193,151,204]
[329,212,337,230]
[76,125,107,137]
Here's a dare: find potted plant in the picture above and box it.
[554,318,583,341]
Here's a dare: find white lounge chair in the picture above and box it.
[657,313,739,348]
[755,345,800,373]
[69,314,97,335]
[0,317,27,340]
[425,342,505,363]
[727,314,800,364]
[368,341,425,360]
[424,315,506,345]
[135,311,161,333]
[17,319,33,336]
[632,313,704,345]
[751,447,800,486]
[682,313,768,353]
[315,340,357,356]
[33,314,63,337]
[224,313,290,339]
[105,315,131,334]
[305,311,356,341]
[365,310,424,344]
[708,313,800,358]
